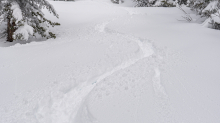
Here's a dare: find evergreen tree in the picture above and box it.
[187,0,220,30]
[111,0,124,4]
[0,0,60,42]
[133,0,176,7]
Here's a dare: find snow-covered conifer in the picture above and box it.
[0,0,60,42]
[111,0,124,4]
[133,0,175,7]
[187,0,220,30]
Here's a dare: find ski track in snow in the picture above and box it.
[102,9,175,123]
[0,4,174,123]
[1,2,220,123]
[153,67,168,99]
[95,21,110,33]
[24,11,159,123]
[152,67,175,123]
[36,22,153,123]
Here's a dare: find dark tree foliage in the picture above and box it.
[132,0,175,7]
[111,0,124,4]
[177,0,187,5]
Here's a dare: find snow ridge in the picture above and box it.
[153,67,167,99]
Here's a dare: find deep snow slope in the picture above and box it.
[0,0,220,123]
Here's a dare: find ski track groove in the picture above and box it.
[153,67,168,99]
[109,8,175,122]
[96,19,175,122]
[152,67,175,123]
[32,13,156,122]
[2,6,174,123]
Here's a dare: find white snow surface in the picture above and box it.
[0,0,220,123]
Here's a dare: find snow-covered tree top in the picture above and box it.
[11,2,22,23]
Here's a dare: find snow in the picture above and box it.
[202,9,220,28]
[11,2,23,23]
[212,11,220,23]
[13,22,34,41]
[202,1,219,13]
[0,0,220,123]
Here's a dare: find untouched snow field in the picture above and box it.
[1,0,220,123]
